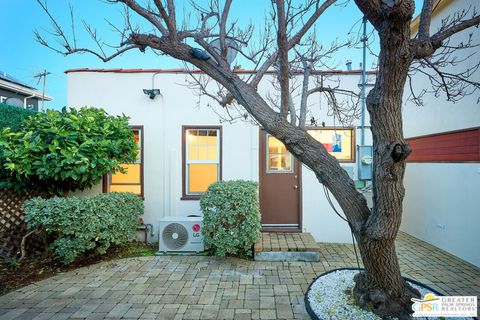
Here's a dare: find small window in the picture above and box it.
[104,126,144,196]
[183,126,222,199]
[308,128,355,162]
[266,135,293,173]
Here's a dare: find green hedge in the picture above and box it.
[0,107,137,195]
[200,180,261,257]
[0,102,35,131]
[22,192,143,264]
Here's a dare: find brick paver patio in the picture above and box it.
[254,233,319,253]
[0,232,478,319]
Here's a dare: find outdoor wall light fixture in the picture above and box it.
[143,89,161,100]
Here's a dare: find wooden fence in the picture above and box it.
[0,190,43,259]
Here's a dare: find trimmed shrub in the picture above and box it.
[200,180,261,257]
[0,102,35,131]
[0,107,137,195]
[22,192,143,264]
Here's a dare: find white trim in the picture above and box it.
[0,79,53,101]
[185,128,221,195]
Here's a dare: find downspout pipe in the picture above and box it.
[23,94,36,109]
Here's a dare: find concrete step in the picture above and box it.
[254,232,320,262]
[254,251,320,262]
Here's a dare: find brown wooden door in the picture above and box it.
[259,130,301,230]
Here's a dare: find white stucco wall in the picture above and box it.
[402,163,480,266]
[68,72,258,237]
[67,70,373,244]
[297,72,374,242]
[401,0,480,266]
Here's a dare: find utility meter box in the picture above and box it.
[358,145,373,180]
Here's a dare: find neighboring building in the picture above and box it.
[67,68,375,245]
[0,71,53,111]
[402,0,480,267]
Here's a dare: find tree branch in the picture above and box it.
[110,0,168,35]
[431,15,480,44]
[152,0,177,37]
[353,0,381,29]
[299,57,310,129]
[276,0,290,119]
[413,14,480,59]
[219,0,233,59]
[250,0,336,88]
[418,0,434,40]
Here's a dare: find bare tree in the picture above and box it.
[35,0,480,318]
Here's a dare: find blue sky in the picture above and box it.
[0,1,422,109]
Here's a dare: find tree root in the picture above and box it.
[353,272,421,320]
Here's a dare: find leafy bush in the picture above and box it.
[22,193,143,264]
[0,102,35,131]
[200,180,261,257]
[0,107,137,195]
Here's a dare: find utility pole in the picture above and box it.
[34,70,51,112]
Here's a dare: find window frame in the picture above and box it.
[265,134,294,173]
[307,127,356,163]
[182,125,222,200]
[103,125,144,198]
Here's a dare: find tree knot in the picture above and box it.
[390,143,410,162]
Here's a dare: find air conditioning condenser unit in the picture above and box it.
[159,216,204,253]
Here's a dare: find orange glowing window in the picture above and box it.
[106,127,143,196]
[183,127,221,197]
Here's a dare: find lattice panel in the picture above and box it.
[0,190,44,259]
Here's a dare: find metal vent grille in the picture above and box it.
[162,223,188,250]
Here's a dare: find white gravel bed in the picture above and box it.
[306,269,472,320]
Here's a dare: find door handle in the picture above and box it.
[294,185,298,189]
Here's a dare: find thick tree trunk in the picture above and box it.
[352,3,421,318]
[150,26,420,318]
[354,239,420,319]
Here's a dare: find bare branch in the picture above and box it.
[109,0,168,35]
[219,0,233,59]
[166,0,177,31]
[151,0,176,37]
[276,0,290,119]
[418,0,434,40]
[288,0,336,47]
[413,8,480,59]
[250,0,336,87]
[299,56,310,129]
[431,15,480,44]
[69,3,77,49]
[353,0,381,29]
[408,39,480,105]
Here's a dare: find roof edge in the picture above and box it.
[65,68,377,75]
[0,79,53,101]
